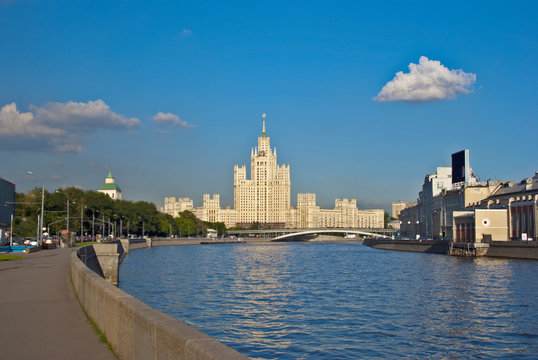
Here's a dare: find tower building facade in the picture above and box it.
[234,114,290,227]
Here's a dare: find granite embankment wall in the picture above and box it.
[485,241,538,259]
[70,245,247,360]
[363,239,450,254]
[363,239,538,260]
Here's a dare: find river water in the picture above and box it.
[119,243,538,359]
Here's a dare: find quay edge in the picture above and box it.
[363,238,538,260]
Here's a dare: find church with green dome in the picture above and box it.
[98,169,122,200]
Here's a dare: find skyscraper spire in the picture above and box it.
[262,113,266,135]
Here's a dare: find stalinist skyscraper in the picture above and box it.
[234,114,290,227]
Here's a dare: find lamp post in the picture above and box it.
[138,217,144,238]
[26,171,45,246]
[80,204,84,240]
[10,213,13,246]
[85,206,96,240]
[47,217,68,236]
[56,190,70,241]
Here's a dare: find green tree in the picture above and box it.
[174,212,198,237]
[12,187,209,240]
[384,211,390,228]
[249,222,261,230]
[203,221,227,236]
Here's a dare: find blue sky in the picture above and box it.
[1,0,537,211]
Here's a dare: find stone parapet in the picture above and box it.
[93,243,122,286]
[71,248,248,360]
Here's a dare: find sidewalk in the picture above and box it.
[0,247,116,360]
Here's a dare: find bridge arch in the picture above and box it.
[271,229,390,242]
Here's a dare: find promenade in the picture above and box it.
[0,248,116,360]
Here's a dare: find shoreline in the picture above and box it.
[363,238,538,260]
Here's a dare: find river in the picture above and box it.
[119,242,538,359]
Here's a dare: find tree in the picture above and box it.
[203,221,227,236]
[174,213,197,237]
[384,211,390,228]
[12,187,200,239]
[249,222,261,230]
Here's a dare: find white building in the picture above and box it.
[392,200,416,219]
[196,194,220,223]
[193,194,237,228]
[234,114,290,227]
[162,197,194,217]
[290,194,384,229]
[98,170,122,200]
[419,167,454,238]
[357,209,385,229]
[162,114,386,230]
[296,193,320,228]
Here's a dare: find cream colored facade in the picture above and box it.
[453,209,508,242]
[162,114,386,230]
[196,194,220,223]
[193,194,237,228]
[392,201,416,219]
[288,194,384,229]
[234,114,290,226]
[296,193,320,228]
[162,197,194,217]
[357,209,385,229]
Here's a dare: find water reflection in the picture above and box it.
[119,243,538,359]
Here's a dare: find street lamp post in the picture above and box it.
[80,205,84,240]
[86,206,96,240]
[10,213,13,246]
[56,190,70,243]
[26,171,45,246]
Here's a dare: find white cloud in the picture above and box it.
[152,112,193,128]
[31,99,141,129]
[180,29,192,37]
[0,102,64,137]
[0,100,141,152]
[374,56,476,102]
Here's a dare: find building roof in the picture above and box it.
[488,173,538,198]
[99,183,122,192]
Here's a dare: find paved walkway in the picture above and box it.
[0,248,116,360]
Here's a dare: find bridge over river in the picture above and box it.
[227,228,396,241]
